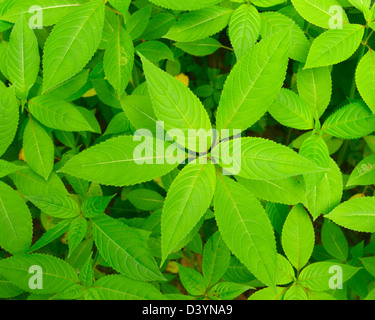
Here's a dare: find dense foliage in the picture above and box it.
[1,0,375,301]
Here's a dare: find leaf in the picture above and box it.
[28,95,96,132]
[121,95,158,133]
[136,41,174,63]
[143,12,176,41]
[321,219,349,261]
[1,0,87,26]
[209,282,252,300]
[108,0,130,16]
[347,153,375,186]
[81,196,113,218]
[128,189,164,211]
[68,216,87,257]
[23,118,54,180]
[215,28,290,133]
[276,254,295,285]
[297,66,332,119]
[305,158,343,220]
[10,165,68,197]
[29,219,71,253]
[237,176,306,206]
[179,265,208,296]
[59,135,182,187]
[164,6,232,42]
[0,86,19,157]
[281,204,315,271]
[103,26,134,95]
[300,133,330,184]
[174,38,222,56]
[0,181,32,254]
[268,88,314,130]
[148,0,222,11]
[290,0,349,29]
[325,197,375,232]
[91,275,165,300]
[0,160,26,178]
[42,0,105,92]
[7,14,39,100]
[260,11,310,62]
[162,164,216,263]
[356,49,375,113]
[284,283,308,300]
[248,286,285,300]
[0,254,79,294]
[229,4,260,60]
[140,54,212,152]
[79,254,94,287]
[213,137,324,180]
[202,231,231,287]
[252,0,287,6]
[125,5,152,40]
[214,175,277,288]
[91,214,165,281]
[0,275,23,299]
[322,101,375,139]
[304,24,365,69]
[298,262,359,291]
[27,194,80,219]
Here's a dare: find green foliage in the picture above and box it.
[0,0,375,302]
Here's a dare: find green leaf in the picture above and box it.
[284,283,308,300]
[164,6,232,42]
[179,265,208,296]
[27,194,80,219]
[10,165,68,197]
[28,95,96,132]
[297,67,332,119]
[321,219,349,261]
[91,275,165,300]
[143,12,176,41]
[276,254,295,285]
[202,231,231,287]
[162,164,216,263]
[174,38,222,56]
[213,137,324,180]
[7,14,39,100]
[125,5,152,40]
[0,159,26,178]
[0,275,24,299]
[305,24,365,69]
[260,11,310,62]
[68,216,87,257]
[325,197,375,232]
[91,214,165,282]
[79,253,94,287]
[0,181,32,254]
[136,41,174,63]
[237,176,306,206]
[0,86,19,157]
[0,254,79,294]
[23,118,54,180]
[148,0,222,11]
[1,0,87,26]
[252,0,286,6]
[347,153,375,186]
[108,0,130,16]
[229,4,260,60]
[81,196,113,218]
[281,204,315,271]
[59,135,181,187]
[322,101,375,139]
[216,28,290,133]
[214,175,277,288]
[209,282,252,300]
[103,26,134,95]
[248,286,285,300]
[298,262,359,291]
[28,219,71,253]
[356,49,375,113]
[42,0,105,92]
[360,257,375,277]
[290,0,349,29]
[128,189,164,211]
[300,133,330,184]
[268,88,314,130]
[140,54,212,152]
[305,158,343,220]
